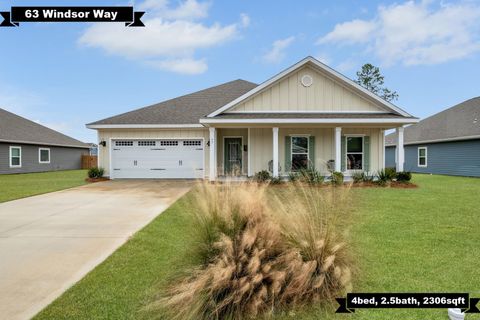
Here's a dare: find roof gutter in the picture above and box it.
[0,139,89,149]
[385,134,480,146]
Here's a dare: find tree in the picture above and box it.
[355,63,399,102]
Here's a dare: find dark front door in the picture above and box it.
[224,138,242,175]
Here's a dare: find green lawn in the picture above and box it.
[0,170,88,203]
[34,175,480,320]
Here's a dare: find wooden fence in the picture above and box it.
[82,155,98,169]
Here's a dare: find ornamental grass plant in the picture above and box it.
[154,182,354,320]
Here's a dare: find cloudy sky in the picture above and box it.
[1,0,479,142]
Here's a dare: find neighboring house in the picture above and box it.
[0,108,90,174]
[385,97,480,177]
[87,56,417,180]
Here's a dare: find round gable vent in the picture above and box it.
[301,74,313,87]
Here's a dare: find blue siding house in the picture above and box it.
[386,97,480,177]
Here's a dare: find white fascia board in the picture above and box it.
[385,134,480,146]
[207,56,414,118]
[199,118,419,124]
[86,124,205,129]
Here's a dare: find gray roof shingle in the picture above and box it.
[0,108,88,148]
[88,79,258,126]
[385,97,480,145]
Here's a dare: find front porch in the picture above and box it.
[208,126,406,181]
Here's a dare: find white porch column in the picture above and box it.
[335,127,342,172]
[247,128,252,177]
[209,127,216,181]
[272,127,279,177]
[396,126,404,172]
[381,129,386,169]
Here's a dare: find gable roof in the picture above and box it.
[207,56,414,118]
[0,108,88,148]
[385,97,480,146]
[87,80,257,128]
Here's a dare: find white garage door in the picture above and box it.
[111,139,204,179]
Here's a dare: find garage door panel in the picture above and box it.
[111,139,204,179]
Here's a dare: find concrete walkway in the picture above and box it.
[0,180,193,320]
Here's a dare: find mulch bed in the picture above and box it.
[85,177,110,183]
[350,181,417,188]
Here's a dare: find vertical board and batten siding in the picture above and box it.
[97,129,210,177]
[249,128,273,174]
[249,128,384,175]
[385,139,480,177]
[217,128,248,175]
[0,142,88,174]
[226,66,385,113]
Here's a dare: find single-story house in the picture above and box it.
[0,108,90,174]
[86,56,418,180]
[385,97,480,177]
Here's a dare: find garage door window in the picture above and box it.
[115,141,133,146]
[183,140,202,146]
[138,141,156,146]
[160,141,178,146]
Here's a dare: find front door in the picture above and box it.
[224,138,242,175]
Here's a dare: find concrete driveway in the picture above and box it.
[0,180,193,320]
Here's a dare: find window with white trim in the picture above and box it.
[418,147,427,167]
[39,148,50,164]
[291,136,309,171]
[9,146,21,168]
[346,136,363,170]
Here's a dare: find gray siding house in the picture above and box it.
[0,108,90,174]
[385,97,480,177]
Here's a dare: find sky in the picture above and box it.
[1,0,479,143]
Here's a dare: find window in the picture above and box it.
[160,140,178,146]
[138,141,156,146]
[39,148,50,164]
[115,141,133,146]
[9,146,21,168]
[291,136,309,171]
[346,136,363,170]
[418,147,427,167]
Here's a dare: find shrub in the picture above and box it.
[87,167,104,179]
[253,170,271,183]
[330,171,344,186]
[270,177,283,185]
[376,169,389,183]
[288,172,299,182]
[157,183,353,320]
[298,168,324,185]
[351,171,364,183]
[385,167,396,180]
[396,171,412,182]
[362,172,374,183]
